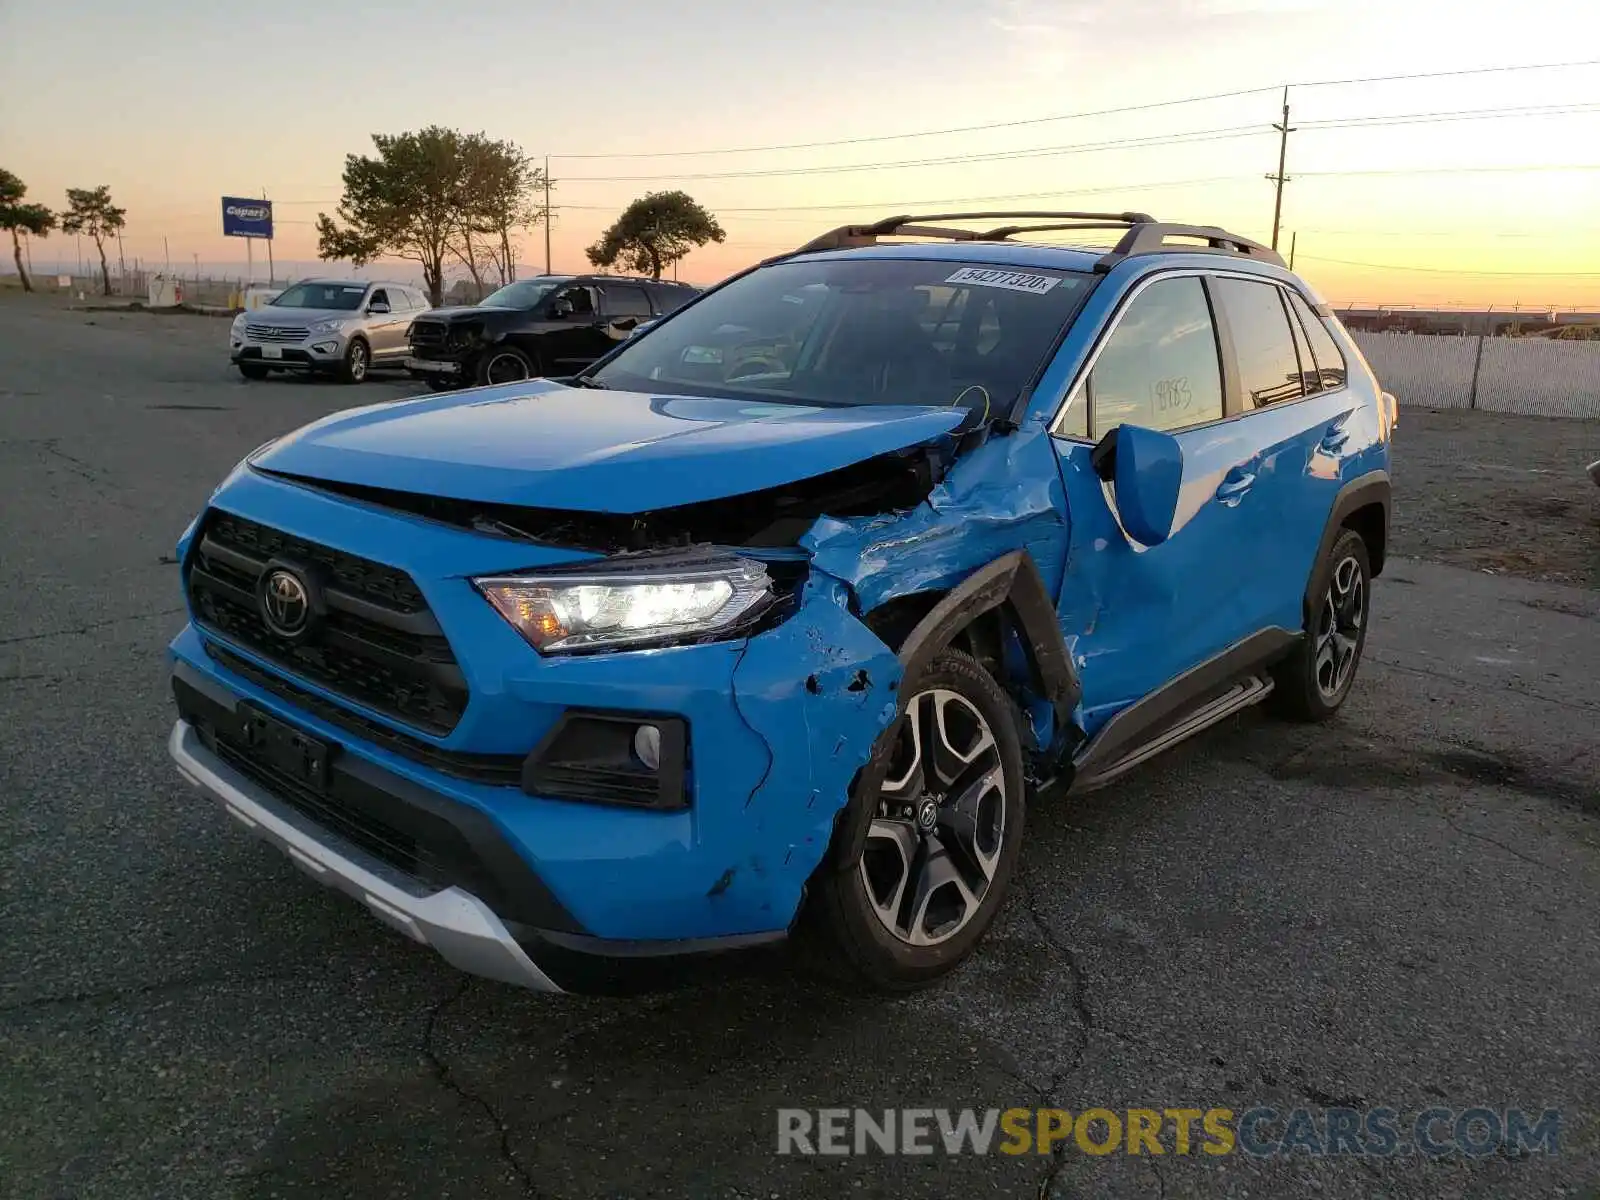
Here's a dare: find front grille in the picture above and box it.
[408,320,448,350]
[206,643,522,785]
[408,320,479,354]
[186,511,468,735]
[244,324,310,343]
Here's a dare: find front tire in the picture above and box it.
[1270,528,1372,721]
[478,346,535,385]
[807,649,1026,993]
[338,338,370,384]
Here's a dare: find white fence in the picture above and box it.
[1351,332,1600,420]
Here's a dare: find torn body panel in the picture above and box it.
[799,427,1082,765]
[729,574,902,928]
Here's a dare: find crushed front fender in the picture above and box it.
[728,573,902,928]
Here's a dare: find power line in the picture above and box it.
[1299,253,1600,276]
[558,124,1275,183]
[546,58,1600,160]
[558,101,1598,184]
[1293,57,1600,90]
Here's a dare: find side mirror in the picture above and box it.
[368,301,390,314]
[629,319,656,339]
[1095,423,1183,546]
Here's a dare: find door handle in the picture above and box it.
[1216,471,1256,506]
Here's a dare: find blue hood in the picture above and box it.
[252,381,967,513]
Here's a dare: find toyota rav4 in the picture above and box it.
[168,212,1396,994]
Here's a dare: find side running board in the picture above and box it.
[1069,675,1273,793]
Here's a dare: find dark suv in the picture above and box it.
[405,273,698,388]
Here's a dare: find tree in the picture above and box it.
[586,191,725,280]
[0,169,55,293]
[317,126,468,306]
[452,134,546,289]
[60,185,125,296]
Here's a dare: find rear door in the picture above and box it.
[1207,276,1359,632]
[1049,273,1275,725]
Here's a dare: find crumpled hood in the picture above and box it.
[251,380,967,513]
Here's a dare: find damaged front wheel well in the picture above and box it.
[865,592,1005,678]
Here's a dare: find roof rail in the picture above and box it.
[778,211,1286,270]
[1093,223,1284,272]
[787,211,1156,255]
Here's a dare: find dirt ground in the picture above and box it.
[1389,407,1600,590]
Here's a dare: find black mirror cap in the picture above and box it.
[1090,426,1118,481]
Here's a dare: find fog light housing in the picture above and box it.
[633,724,661,770]
[522,712,688,810]
[312,340,338,354]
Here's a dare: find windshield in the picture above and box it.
[589,257,1093,409]
[478,278,569,309]
[270,282,369,310]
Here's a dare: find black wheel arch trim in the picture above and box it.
[888,549,1082,755]
[1307,470,1390,619]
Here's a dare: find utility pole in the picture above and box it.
[1267,87,1295,251]
[1288,231,1297,270]
[117,230,127,281]
[543,155,552,275]
[263,187,275,283]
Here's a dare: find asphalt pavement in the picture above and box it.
[2,298,1596,1199]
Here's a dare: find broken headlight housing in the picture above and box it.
[475,556,775,654]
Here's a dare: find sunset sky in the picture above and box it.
[3,0,1598,307]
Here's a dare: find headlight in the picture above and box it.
[309,318,350,334]
[230,314,246,335]
[475,556,775,653]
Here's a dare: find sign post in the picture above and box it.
[221,196,274,287]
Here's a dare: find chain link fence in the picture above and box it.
[1351,331,1600,420]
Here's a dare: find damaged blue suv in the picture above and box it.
[167,212,1396,993]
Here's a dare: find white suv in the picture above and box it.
[230,278,430,383]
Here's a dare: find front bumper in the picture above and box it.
[232,334,347,369]
[170,718,563,990]
[167,467,903,989]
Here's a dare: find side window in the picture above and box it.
[1209,277,1305,408]
[1281,288,1321,394]
[656,288,691,315]
[605,285,653,317]
[1286,290,1349,390]
[369,288,390,310]
[559,286,596,317]
[1085,276,1224,436]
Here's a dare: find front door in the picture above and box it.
[364,288,409,360]
[1049,273,1275,730]
[542,284,605,373]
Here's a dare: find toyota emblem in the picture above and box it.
[260,568,311,637]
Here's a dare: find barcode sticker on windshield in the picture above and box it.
[945,267,1062,295]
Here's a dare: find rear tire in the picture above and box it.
[236,363,269,380]
[1270,528,1372,722]
[338,338,370,385]
[805,649,1026,993]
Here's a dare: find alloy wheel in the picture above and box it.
[1314,554,1365,699]
[858,688,1008,947]
[485,352,530,384]
[348,342,368,382]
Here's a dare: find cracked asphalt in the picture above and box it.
[2,296,1597,1199]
